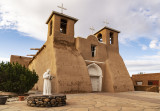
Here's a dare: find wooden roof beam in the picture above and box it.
[27,54,36,56]
[30,48,41,50]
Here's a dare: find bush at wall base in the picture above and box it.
[0,62,39,95]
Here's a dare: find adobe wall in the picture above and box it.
[105,51,134,92]
[52,15,75,43]
[10,55,32,67]
[75,35,134,92]
[132,73,160,86]
[28,38,58,93]
[28,14,92,93]
[75,35,108,62]
[53,40,92,93]
[75,35,114,92]
[134,85,159,92]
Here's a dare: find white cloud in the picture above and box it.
[125,53,160,75]
[149,40,157,48]
[140,44,148,50]
[125,59,160,75]
[157,51,160,55]
[142,45,147,50]
[0,57,10,62]
[0,0,160,42]
[149,40,160,49]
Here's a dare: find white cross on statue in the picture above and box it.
[90,26,95,35]
[103,19,109,26]
[57,3,67,14]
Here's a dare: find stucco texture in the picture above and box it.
[10,55,32,67]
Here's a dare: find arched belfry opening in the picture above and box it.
[60,19,67,34]
[110,32,114,44]
[49,21,52,36]
[87,63,103,92]
[97,33,102,42]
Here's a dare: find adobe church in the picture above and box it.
[10,10,134,93]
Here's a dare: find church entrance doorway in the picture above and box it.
[87,63,103,92]
[90,76,100,91]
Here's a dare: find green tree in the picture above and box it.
[0,62,38,95]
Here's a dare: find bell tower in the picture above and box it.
[94,26,120,52]
[46,11,78,43]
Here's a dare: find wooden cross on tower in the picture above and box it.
[90,26,95,35]
[57,3,67,14]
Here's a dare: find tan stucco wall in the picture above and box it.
[52,15,75,44]
[28,38,57,92]
[53,41,92,93]
[132,73,160,86]
[105,52,134,92]
[28,13,92,93]
[75,34,134,92]
[10,55,32,67]
[28,38,92,93]
[75,35,108,62]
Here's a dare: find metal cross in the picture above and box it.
[103,19,109,26]
[90,26,95,34]
[57,3,67,14]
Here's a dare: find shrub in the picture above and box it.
[0,62,39,95]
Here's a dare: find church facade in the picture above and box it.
[10,11,134,93]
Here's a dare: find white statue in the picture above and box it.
[43,69,53,95]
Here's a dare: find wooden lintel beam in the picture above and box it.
[28,45,46,64]
[30,48,41,50]
[27,54,36,56]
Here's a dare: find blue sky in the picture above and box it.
[0,29,44,58]
[0,0,160,75]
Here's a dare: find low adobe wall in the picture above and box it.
[132,73,160,86]
[10,55,32,67]
[134,85,159,93]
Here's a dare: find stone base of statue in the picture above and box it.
[27,94,66,107]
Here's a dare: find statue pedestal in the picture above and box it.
[27,94,66,107]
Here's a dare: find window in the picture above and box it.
[148,80,159,85]
[91,45,96,57]
[148,81,153,85]
[136,81,143,85]
[60,19,67,34]
[97,33,102,42]
[110,32,113,44]
[50,21,52,36]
